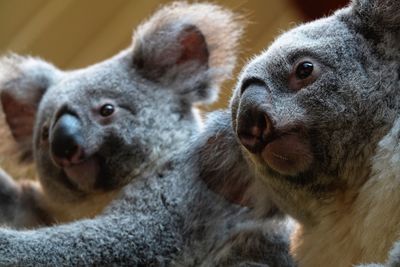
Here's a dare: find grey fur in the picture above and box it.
[0,110,294,266]
[229,0,400,266]
[0,1,242,228]
[387,242,400,267]
[0,2,294,267]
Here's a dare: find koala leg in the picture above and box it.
[0,188,183,266]
[0,168,51,228]
[0,110,292,266]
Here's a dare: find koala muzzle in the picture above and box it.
[236,84,273,154]
[50,113,85,166]
[236,84,313,175]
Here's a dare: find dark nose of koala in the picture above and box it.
[236,84,273,153]
[50,114,84,166]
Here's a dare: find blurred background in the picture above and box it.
[0,0,347,178]
[0,0,348,109]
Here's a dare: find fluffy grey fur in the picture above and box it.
[228,0,400,266]
[0,2,294,267]
[0,111,294,266]
[0,2,242,228]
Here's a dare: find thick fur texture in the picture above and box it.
[0,2,240,228]
[0,2,294,267]
[0,110,294,266]
[227,0,400,266]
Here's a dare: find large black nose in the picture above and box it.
[236,84,273,153]
[50,113,84,166]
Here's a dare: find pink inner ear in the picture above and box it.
[1,92,36,143]
[177,26,209,65]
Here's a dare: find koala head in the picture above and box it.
[231,0,400,221]
[0,2,242,201]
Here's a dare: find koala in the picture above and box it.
[0,2,295,267]
[227,0,400,266]
[0,1,241,228]
[0,2,240,229]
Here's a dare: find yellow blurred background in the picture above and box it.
[0,0,347,178]
[0,0,349,108]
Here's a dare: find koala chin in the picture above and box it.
[230,0,400,266]
[0,2,240,228]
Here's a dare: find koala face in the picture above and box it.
[32,57,180,193]
[0,2,242,200]
[231,0,400,220]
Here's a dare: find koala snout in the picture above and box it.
[236,84,273,154]
[50,113,85,167]
[236,84,313,176]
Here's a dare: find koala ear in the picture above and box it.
[350,0,400,33]
[132,2,244,104]
[0,55,59,161]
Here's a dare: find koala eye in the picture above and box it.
[296,62,313,79]
[100,104,115,117]
[289,58,320,91]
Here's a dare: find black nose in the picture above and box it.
[236,84,273,153]
[50,113,84,166]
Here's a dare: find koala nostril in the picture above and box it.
[41,125,49,142]
[236,83,273,153]
[50,114,84,166]
[237,109,273,154]
[60,144,79,160]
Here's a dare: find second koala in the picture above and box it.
[0,2,241,228]
[230,0,400,266]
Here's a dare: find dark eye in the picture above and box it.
[289,58,320,91]
[296,62,313,79]
[100,104,115,117]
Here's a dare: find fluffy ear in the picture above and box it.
[350,0,400,33]
[132,2,244,104]
[0,55,60,161]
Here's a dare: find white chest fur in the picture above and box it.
[292,119,400,267]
